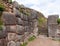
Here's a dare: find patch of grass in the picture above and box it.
[0,25,3,30]
[8,0,12,3]
[0,3,5,17]
[20,35,36,46]
[28,35,36,41]
[52,38,60,42]
[38,17,45,25]
[19,8,30,16]
[0,20,3,25]
[57,18,60,24]
[0,4,5,12]
[20,42,28,46]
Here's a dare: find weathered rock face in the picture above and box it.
[16,25,25,35]
[0,38,7,46]
[7,41,16,46]
[2,12,17,25]
[1,2,38,46]
[48,15,59,25]
[0,30,7,39]
[0,1,46,46]
[5,25,17,32]
[48,24,58,37]
[56,25,60,39]
[12,1,20,9]
[13,8,21,16]
[47,15,60,39]
[7,33,17,41]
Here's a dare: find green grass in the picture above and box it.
[28,35,36,41]
[0,20,3,25]
[20,42,28,46]
[19,8,30,16]
[20,35,36,46]
[0,3,5,17]
[0,4,5,12]
[8,0,12,3]
[0,25,3,30]
[57,18,60,24]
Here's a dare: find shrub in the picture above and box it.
[9,0,12,3]
[57,18,60,24]
[0,20,3,25]
[0,25,3,30]
[0,4,4,31]
[38,17,45,26]
[28,35,36,41]
[0,4,5,12]
[19,8,30,16]
[0,3,5,17]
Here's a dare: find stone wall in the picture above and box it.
[47,15,60,39]
[1,4,38,46]
[48,15,59,25]
[0,1,38,46]
[56,25,60,39]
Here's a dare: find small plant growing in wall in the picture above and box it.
[20,42,28,46]
[8,0,12,3]
[28,35,36,41]
[0,4,5,11]
[0,3,4,31]
[0,25,3,30]
[0,20,3,31]
[19,8,30,16]
[0,3,5,17]
[57,18,60,24]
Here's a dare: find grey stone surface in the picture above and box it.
[48,15,59,25]
[2,12,17,25]
[23,21,29,26]
[1,1,38,46]
[5,26,17,33]
[48,24,58,37]
[7,33,17,41]
[17,18,24,25]
[16,42,20,46]
[16,25,24,35]
[0,38,7,46]
[12,1,20,9]
[7,41,16,46]
[23,15,28,21]
[13,8,21,17]
[0,31,7,39]
[48,15,60,39]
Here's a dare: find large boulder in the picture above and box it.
[2,12,17,25]
[12,1,20,9]
[31,10,37,19]
[17,18,24,25]
[5,26,17,33]
[0,31,7,39]
[7,41,16,46]
[24,26,33,33]
[23,21,29,26]
[7,33,17,41]
[16,25,24,35]
[23,15,28,21]
[13,8,20,17]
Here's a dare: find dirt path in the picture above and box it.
[27,35,60,46]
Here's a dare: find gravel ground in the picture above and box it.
[27,35,60,46]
